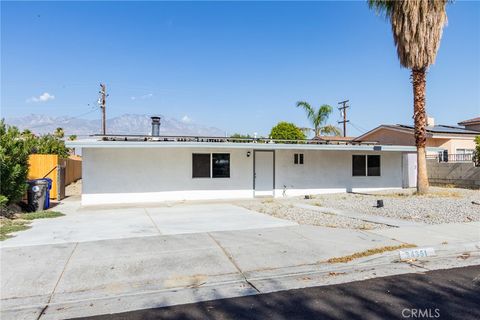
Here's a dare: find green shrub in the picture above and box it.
[0,120,30,205]
[269,122,306,143]
[32,134,69,158]
[0,120,70,206]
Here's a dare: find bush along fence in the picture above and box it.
[28,154,82,200]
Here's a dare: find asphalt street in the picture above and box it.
[75,265,480,320]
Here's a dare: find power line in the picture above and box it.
[349,121,368,134]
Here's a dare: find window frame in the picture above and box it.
[212,153,231,178]
[192,153,231,179]
[352,154,381,177]
[294,153,304,165]
[192,153,211,178]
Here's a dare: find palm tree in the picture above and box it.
[296,101,341,137]
[368,0,448,194]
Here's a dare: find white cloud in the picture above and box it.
[27,92,55,103]
[181,115,192,123]
[131,93,153,101]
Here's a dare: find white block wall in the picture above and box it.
[82,147,405,205]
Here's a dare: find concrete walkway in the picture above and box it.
[1,220,479,320]
[294,203,425,227]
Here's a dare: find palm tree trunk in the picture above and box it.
[412,68,429,194]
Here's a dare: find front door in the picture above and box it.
[254,150,274,197]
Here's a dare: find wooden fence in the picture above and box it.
[65,155,82,186]
[28,154,82,200]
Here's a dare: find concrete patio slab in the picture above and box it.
[0,243,76,309]
[0,208,159,248]
[50,233,243,303]
[209,225,403,273]
[1,202,295,248]
[146,204,296,235]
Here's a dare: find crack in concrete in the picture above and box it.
[37,242,79,320]
[144,208,162,235]
[207,233,260,293]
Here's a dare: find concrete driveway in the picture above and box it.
[0,199,296,247]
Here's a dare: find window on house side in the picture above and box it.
[192,154,211,178]
[212,153,230,178]
[352,155,366,176]
[352,155,381,176]
[294,153,304,165]
[367,155,381,176]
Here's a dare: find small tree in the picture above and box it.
[270,122,306,143]
[54,127,64,139]
[0,120,30,205]
[68,134,77,141]
[33,134,69,158]
[473,136,480,167]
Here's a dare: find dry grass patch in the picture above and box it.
[326,243,417,263]
[416,190,462,198]
[0,219,31,241]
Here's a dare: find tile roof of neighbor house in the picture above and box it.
[313,136,356,142]
[354,124,479,142]
[458,117,480,126]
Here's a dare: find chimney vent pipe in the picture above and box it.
[151,116,161,137]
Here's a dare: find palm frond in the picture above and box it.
[296,101,315,123]
[320,125,342,136]
[368,0,448,69]
[317,104,333,126]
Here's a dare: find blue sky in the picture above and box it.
[1,1,479,136]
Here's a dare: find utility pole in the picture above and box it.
[337,100,350,137]
[100,83,106,135]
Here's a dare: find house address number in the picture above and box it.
[399,248,436,260]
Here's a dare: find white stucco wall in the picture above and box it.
[82,147,405,205]
[274,149,404,197]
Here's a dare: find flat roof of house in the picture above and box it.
[66,135,439,152]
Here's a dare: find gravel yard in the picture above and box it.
[239,187,480,228]
[308,187,479,224]
[239,200,388,230]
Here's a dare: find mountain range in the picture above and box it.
[6,114,225,137]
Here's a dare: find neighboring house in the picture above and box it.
[458,117,480,132]
[354,117,479,160]
[66,119,433,206]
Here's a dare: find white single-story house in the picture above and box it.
[67,133,429,206]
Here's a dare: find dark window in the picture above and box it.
[294,153,304,165]
[367,155,381,176]
[352,155,366,176]
[192,154,210,178]
[212,153,230,178]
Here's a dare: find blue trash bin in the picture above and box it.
[39,178,53,209]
